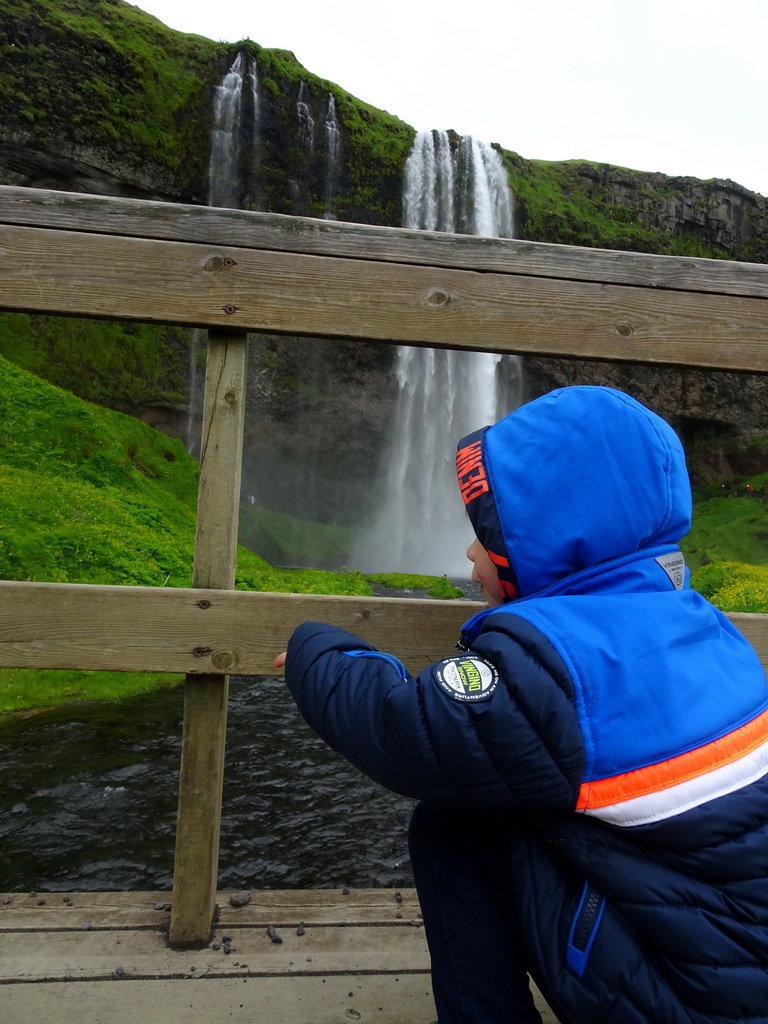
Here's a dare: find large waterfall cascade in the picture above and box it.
[197,64,519,577]
[354,130,520,577]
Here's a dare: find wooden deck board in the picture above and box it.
[0,890,559,1023]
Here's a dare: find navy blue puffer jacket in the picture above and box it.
[284,387,768,1022]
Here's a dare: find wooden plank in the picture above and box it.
[0,184,766,300]
[0,924,432,979]
[171,331,248,946]
[2,224,768,371]
[0,975,442,1024]
[0,581,473,676]
[0,889,560,1023]
[2,581,768,678]
[0,890,424,931]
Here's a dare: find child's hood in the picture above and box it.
[455,386,692,600]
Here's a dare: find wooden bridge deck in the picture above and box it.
[0,888,557,1023]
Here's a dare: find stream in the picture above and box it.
[0,675,416,893]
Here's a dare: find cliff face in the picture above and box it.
[571,164,768,261]
[2,0,768,516]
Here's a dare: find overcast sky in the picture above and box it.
[133,0,767,197]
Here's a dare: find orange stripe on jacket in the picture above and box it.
[577,706,768,811]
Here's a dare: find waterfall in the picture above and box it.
[324,94,341,219]
[207,53,245,210]
[354,130,520,577]
[455,135,515,237]
[297,82,315,153]
[403,129,455,231]
[248,56,260,145]
[189,53,259,452]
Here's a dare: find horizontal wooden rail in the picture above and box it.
[2,580,768,677]
[2,223,768,371]
[2,185,768,299]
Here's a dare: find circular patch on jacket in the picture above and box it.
[433,655,499,702]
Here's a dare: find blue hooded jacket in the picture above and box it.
[284,386,768,1022]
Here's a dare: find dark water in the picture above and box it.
[0,676,417,893]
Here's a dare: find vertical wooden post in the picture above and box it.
[169,329,248,946]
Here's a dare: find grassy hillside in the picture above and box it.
[0,354,468,712]
[0,353,375,595]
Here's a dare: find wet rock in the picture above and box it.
[266,924,282,944]
[229,891,251,908]
[11,803,27,815]
[296,922,305,936]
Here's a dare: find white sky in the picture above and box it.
[133,0,767,197]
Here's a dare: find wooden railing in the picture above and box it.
[2,185,768,945]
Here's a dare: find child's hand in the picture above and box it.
[274,651,287,670]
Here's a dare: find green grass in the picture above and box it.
[680,495,768,571]
[367,573,465,599]
[0,668,183,716]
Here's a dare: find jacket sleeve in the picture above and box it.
[284,615,585,810]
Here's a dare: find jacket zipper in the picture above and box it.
[566,881,606,976]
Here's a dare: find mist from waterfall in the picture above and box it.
[353,130,520,577]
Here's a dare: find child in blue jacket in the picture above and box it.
[276,386,768,1024]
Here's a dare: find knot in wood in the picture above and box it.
[192,646,213,658]
[211,650,237,671]
[224,391,236,405]
[425,287,451,308]
[204,255,225,272]
[280,220,306,239]
[616,322,635,338]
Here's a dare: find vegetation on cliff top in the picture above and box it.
[0,0,224,194]
[505,155,768,262]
